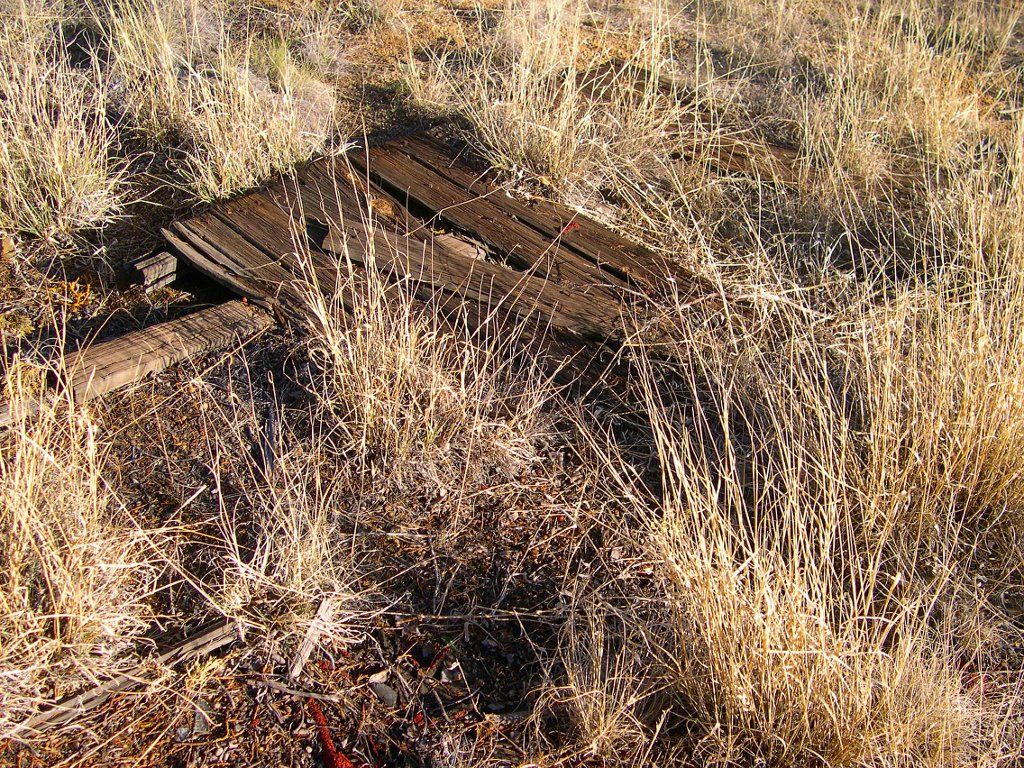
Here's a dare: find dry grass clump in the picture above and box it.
[405,0,687,202]
[538,266,1023,765]
[643,344,966,766]
[300,246,552,501]
[98,0,338,201]
[184,232,555,636]
[198,401,374,641]
[799,1,1017,223]
[408,0,1021,267]
[544,606,667,762]
[861,279,1024,572]
[927,112,1024,278]
[0,375,155,734]
[0,1,129,242]
[701,0,1021,237]
[402,0,796,255]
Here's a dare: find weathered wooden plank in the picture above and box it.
[350,144,626,301]
[67,301,272,401]
[227,190,352,294]
[288,157,622,335]
[0,301,272,428]
[125,251,177,292]
[323,225,623,338]
[162,225,276,312]
[169,215,304,320]
[5,619,238,739]
[390,134,667,286]
[673,133,802,187]
[284,163,417,245]
[299,159,405,231]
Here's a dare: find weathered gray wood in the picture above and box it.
[164,132,674,387]
[289,597,335,682]
[0,301,272,427]
[126,251,177,291]
[5,619,238,739]
[388,134,669,286]
[351,144,627,299]
[67,301,272,401]
[322,224,624,339]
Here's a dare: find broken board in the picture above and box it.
[165,132,675,386]
[0,301,271,427]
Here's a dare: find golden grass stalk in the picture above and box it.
[405,0,683,200]
[0,1,128,242]
[0,365,155,734]
[98,0,337,201]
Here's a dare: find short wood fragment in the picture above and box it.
[289,597,336,681]
[125,251,178,292]
[68,300,272,402]
[0,301,272,427]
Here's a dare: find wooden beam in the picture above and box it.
[67,301,272,401]
[0,301,272,427]
[125,251,178,292]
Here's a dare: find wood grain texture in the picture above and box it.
[5,620,237,739]
[126,251,177,291]
[165,132,672,387]
[67,301,272,401]
[0,301,272,427]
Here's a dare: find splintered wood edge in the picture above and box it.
[126,251,178,291]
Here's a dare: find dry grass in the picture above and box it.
[541,277,1022,765]
[405,0,691,204]
[795,0,1021,231]
[172,223,557,645]
[0,367,155,734]
[861,281,1024,558]
[98,0,339,201]
[2,0,1024,764]
[299,250,553,501]
[0,1,129,242]
[402,2,1024,765]
[197,394,376,641]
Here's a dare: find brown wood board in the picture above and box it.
[0,301,272,427]
[166,133,667,386]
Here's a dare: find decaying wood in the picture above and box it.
[289,597,336,681]
[376,133,671,287]
[165,131,681,388]
[0,300,272,427]
[6,619,238,739]
[126,251,178,292]
[66,300,272,402]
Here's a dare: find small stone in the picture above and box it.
[175,698,214,741]
[193,698,214,736]
[370,682,398,708]
[440,663,465,685]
